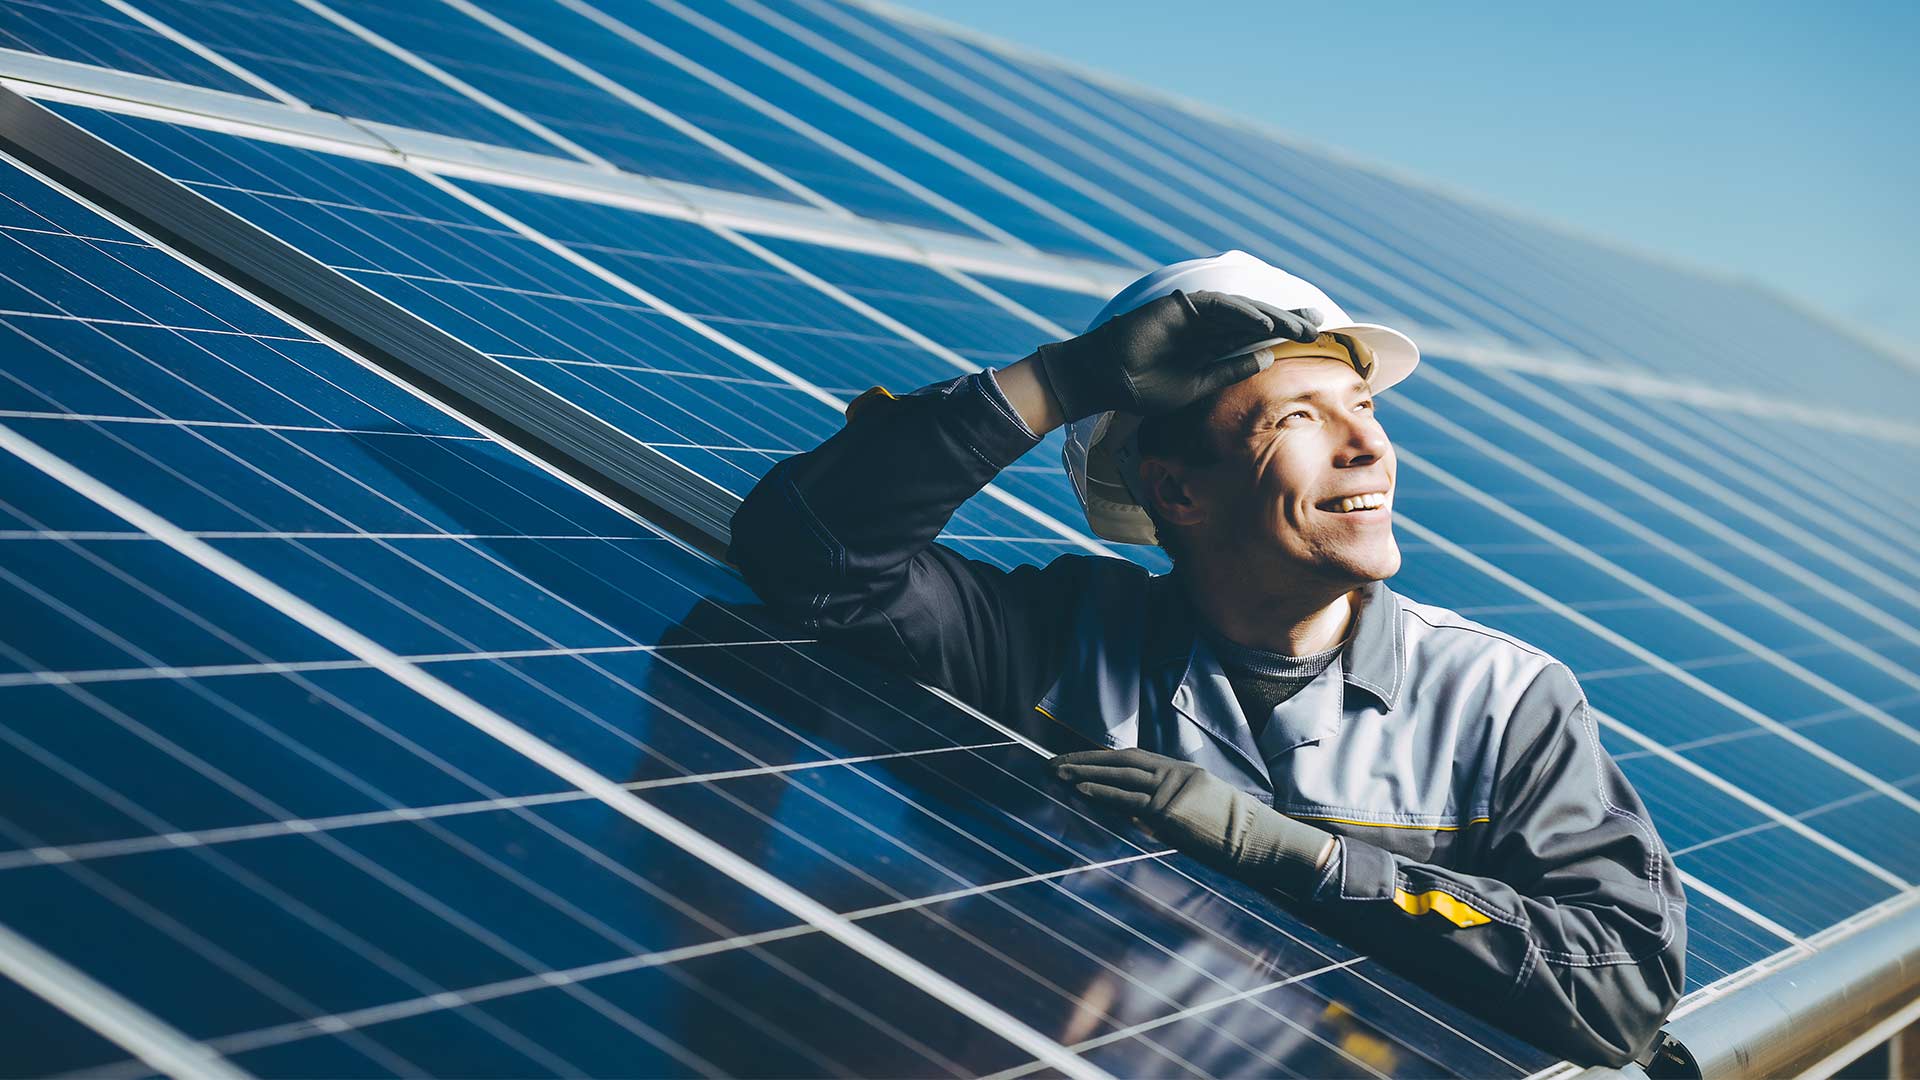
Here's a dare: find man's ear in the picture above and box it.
[1138,457,1208,529]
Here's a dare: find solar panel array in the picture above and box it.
[1,0,1916,1076]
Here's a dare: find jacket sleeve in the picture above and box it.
[1302,661,1686,1068]
[726,369,1094,724]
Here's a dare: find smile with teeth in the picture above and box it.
[1322,491,1389,513]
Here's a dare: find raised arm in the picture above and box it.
[727,291,1321,720]
[726,364,1071,719]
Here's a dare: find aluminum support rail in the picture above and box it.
[1643,899,1920,1078]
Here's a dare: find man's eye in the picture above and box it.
[1357,399,1375,411]
[1283,410,1310,422]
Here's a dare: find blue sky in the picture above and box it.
[887,0,1919,361]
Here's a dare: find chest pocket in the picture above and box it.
[1268,690,1494,839]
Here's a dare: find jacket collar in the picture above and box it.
[1339,578,1406,712]
[1169,640,1270,789]
[1154,575,1406,713]
[1142,576,1403,801]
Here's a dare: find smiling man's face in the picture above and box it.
[1144,355,1401,588]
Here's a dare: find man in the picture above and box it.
[728,250,1686,1068]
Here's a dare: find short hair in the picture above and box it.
[1131,394,1223,563]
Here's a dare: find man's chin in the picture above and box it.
[1366,545,1403,580]
[1321,544,1401,586]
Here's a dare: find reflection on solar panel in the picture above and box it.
[0,0,1916,1076]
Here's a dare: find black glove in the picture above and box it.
[1031,290,1322,421]
[1051,748,1336,890]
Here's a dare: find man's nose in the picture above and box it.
[1336,411,1390,466]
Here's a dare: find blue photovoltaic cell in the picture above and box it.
[1672,408,1920,566]
[1410,369,1920,784]
[1667,888,1793,995]
[449,175,1135,564]
[0,0,270,98]
[710,0,1249,257]
[0,136,1569,1079]
[0,971,128,1076]
[760,0,1220,230]
[1402,361,1920,670]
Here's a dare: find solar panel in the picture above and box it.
[1,0,1917,1075]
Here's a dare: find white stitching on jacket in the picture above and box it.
[1497,675,1677,972]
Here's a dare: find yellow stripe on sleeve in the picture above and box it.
[844,385,896,423]
[1392,888,1493,928]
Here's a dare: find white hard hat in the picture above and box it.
[1063,250,1420,546]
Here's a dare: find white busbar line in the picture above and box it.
[0,918,252,1080]
[0,422,1110,1080]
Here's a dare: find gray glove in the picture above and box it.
[1031,290,1323,422]
[1051,747,1336,888]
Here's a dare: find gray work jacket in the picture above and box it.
[729,370,1687,1068]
